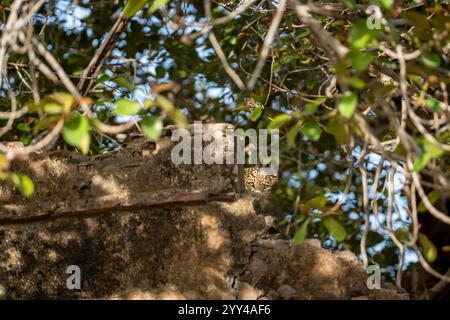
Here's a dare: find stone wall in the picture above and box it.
[0,124,407,299]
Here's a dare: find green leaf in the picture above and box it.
[0,153,6,170]
[63,115,90,154]
[78,133,91,155]
[267,114,291,130]
[155,94,174,112]
[143,99,154,109]
[325,117,347,144]
[20,135,32,146]
[309,194,328,210]
[42,102,64,115]
[123,0,149,18]
[424,139,444,158]
[169,108,188,129]
[293,218,310,245]
[379,0,393,10]
[426,98,442,112]
[323,217,347,242]
[272,62,281,73]
[98,73,110,83]
[229,36,237,45]
[346,76,365,89]
[422,53,441,68]
[302,98,325,116]
[155,95,186,128]
[418,233,437,263]
[17,123,30,132]
[413,154,430,172]
[232,105,253,112]
[366,230,385,246]
[401,12,430,30]
[141,116,163,141]
[155,65,165,78]
[413,139,443,172]
[115,99,141,115]
[301,122,321,142]
[418,190,440,213]
[346,51,374,71]
[148,0,171,14]
[395,229,409,241]
[11,173,34,197]
[50,92,74,112]
[349,21,379,50]
[250,105,264,122]
[338,91,358,118]
[343,0,356,10]
[287,121,302,147]
[115,74,135,90]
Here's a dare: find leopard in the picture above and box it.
[243,167,276,194]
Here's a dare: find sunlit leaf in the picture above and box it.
[50,92,74,112]
[141,116,163,141]
[413,154,429,172]
[349,21,379,49]
[156,94,175,112]
[144,99,154,109]
[232,105,253,112]
[338,91,358,119]
[426,98,442,112]
[123,0,149,18]
[148,0,171,14]
[115,99,141,115]
[250,105,264,122]
[0,153,8,170]
[267,114,291,130]
[63,115,90,154]
[413,139,443,172]
[287,121,302,147]
[419,233,437,263]
[155,95,186,128]
[78,132,91,154]
[301,122,321,142]
[43,102,63,115]
[17,123,30,132]
[379,0,393,10]
[424,139,444,158]
[323,217,347,242]
[10,173,34,197]
[169,108,188,128]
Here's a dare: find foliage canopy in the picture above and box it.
[0,0,449,298]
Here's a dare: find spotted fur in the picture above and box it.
[243,167,276,193]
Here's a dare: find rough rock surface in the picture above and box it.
[0,124,408,299]
[239,239,408,300]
